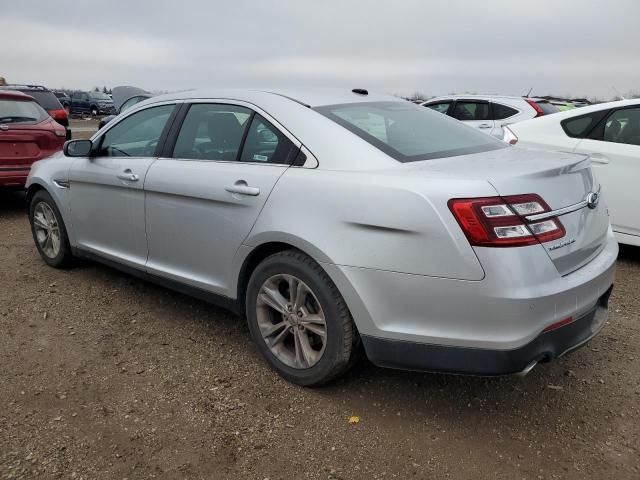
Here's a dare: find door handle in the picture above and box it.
[478,123,492,129]
[589,153,609,164]
[225,180,260,196]
[116,169,139,181]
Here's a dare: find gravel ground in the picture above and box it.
[1,159,639,479]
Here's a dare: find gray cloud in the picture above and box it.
[3,0,640,98]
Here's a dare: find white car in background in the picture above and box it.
[504,99,640,247]
[421,95,559,139]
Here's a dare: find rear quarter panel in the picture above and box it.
[245,167,496,281]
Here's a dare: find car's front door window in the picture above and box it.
[96,104,174,157]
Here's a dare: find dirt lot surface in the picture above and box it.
[1,185,639,479]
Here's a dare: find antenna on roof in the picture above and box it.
[612,86,625,100]
[524,87,533,98]
[352,88,368,95]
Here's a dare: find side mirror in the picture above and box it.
[63,139,93,157]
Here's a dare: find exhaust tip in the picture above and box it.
[514,361,538,377]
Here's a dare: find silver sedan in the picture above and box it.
[26,88,617,385]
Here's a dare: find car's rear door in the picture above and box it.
[451,100,496,135]
[68,103,177,268]
[143,101,300,297]
[573,105,640,240]
[490,102,520,138]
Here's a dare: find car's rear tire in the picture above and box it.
[246,250,359,386]
[29,190,73,268]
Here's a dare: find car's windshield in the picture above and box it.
[90,92,111,100]
[315,101,506,162]
[0,99,47,123]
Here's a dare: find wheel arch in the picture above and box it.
[25,180,75,247]
[25,182,47,210]
[236,241,305,315]
[235,233,336,315]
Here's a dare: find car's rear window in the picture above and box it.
[315,101,506,162]
[18,90,63,110]
[533,101,559,115]
[0,99,48,123]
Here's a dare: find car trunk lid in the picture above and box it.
[409,147,610,275]
[0,121,60,167]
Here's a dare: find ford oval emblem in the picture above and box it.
[586,191,600,209]
[0,124,9,131]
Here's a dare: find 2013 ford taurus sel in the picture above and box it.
[25,88,617,386]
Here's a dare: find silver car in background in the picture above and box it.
[25,88,617,386]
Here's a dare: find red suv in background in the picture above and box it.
[0,91,66,189]
[0,85,71,140]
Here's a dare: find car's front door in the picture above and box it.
[573,106,640,240]
[73,92,89,115]
[68,103,177,268]
[144,102,299,297]
[451,100,495,135]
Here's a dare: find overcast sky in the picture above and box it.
[3,0,639,99]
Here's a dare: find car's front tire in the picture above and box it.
[246,250,359,386]
[29,190,73,268]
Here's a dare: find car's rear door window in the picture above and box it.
[316,101,506,162]
[173,104,252,161]
[239,114,298,164]
[452,101,491,121]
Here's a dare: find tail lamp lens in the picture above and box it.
[502,126,518,145]
[525,99,545,117]
[448,194,565,247]
[49,109,68,121]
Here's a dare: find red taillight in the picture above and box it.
[525,99,544,117]
[48,109,68,121]
[448,194,565,247]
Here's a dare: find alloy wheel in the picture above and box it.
[32,202,61,259]
[256,274,327,369]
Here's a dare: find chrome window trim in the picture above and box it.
[90,100,183,142]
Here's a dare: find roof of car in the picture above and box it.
[146,88,400,108]
[0,90,35,101]
[423,94,529,103]
[538,98,640,119]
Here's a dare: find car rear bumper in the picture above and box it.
[361,287,611,375]
[324,229,617,373]
[0,168,30,188]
